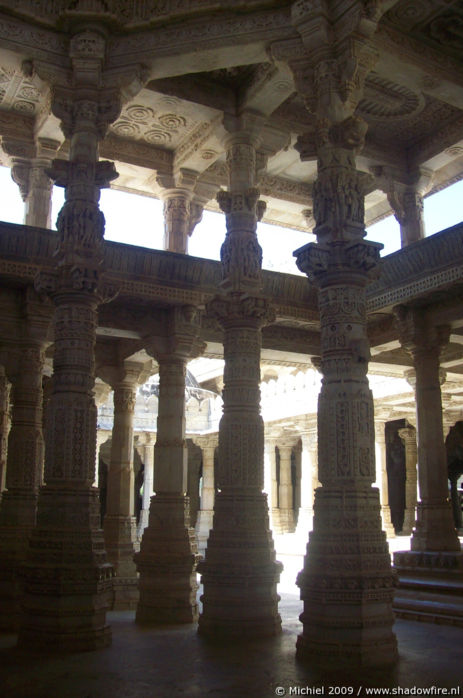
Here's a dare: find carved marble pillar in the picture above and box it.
[277,440,295,534]
[4,137,60,229]
[375,422,395,538]
[264,435,278,529]
[296,429,316,537]
[294,115,397,667]
[136,432,155,539]
[374,167,433,248]
[0,320,47,630]
[395,309,459,552]
[195,434,217,554]
[135,305,204,624]
[0,366,11,495]
[198,115,282,638]
[398,426,418,536]
[103,366,144,610]
[158,169,203,254]
[392,308,462,625]
[17,29,123,651]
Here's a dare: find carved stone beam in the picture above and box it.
[239,61,294,117]
[371,166,434,247]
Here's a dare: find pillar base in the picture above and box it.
[135,494,199,625]
[402,508,416,536]
[409,502,461,552]
[0,491,37,629]
[17,486,113,652]
[104,514,139,610]
[393,549,463,626]
[272,508,295,535]
[381,505,396,538]
[297,487,397,668]
[198,491,282,639]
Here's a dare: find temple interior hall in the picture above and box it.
[0,1,462,696]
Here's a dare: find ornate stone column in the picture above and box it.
[135,305,204,624]
[277,439,295,534]
[395,309,459,552]
[103,362,150,610]
[264,434,278,530]
[0,301,49,629]
[4,136,60,229]
[198,114,282,639]
[195,434,217,554]
[375,421,395,538]
[135,432,155,539]
[0,366,11,496]
[294,114,397,664]
[158,169,204,254]
[296,428,317,537]
[373,167,433,247]
[398,425,418,536]
[17,28,123,651]
[392,307,462,624]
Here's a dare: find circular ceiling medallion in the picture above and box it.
[201,149,217,160]
[158,113,187,131]
[358,75,424,121]
[145,129,172,145]
[445,146,463,157]
[126,105,155,122]
[112,120,140,137]
[13,100,35,113]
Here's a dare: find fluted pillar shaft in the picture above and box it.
[398,426,418,536]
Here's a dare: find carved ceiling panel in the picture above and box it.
[0,64,46,117]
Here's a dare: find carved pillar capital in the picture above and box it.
[394,305,451,363]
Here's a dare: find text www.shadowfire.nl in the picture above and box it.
[274,687,461,696]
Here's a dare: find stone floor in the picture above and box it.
[1,534,462,698]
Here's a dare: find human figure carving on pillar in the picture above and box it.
[195,434,218,554]
[135,305,205,624]
[287,5,397,659]
[398,424,418,536]
[16,22,145,650]
[0,288,51,630]
[198,112,282,639]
